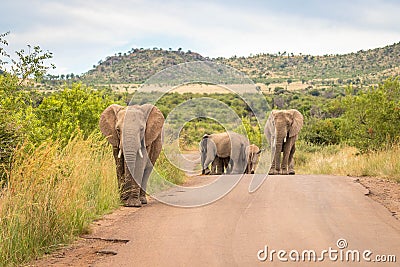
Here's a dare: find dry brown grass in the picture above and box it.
[297,144,400,182]
[0,134,120,266]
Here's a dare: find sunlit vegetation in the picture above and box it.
[0,32,399,266]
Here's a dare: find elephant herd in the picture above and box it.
[199,132,262,175]
[99,104,303,207]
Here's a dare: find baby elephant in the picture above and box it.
[245,144,262,174]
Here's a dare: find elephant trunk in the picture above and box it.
[118,138,143,159]
[121,112,144,191]
[123,135,141,171]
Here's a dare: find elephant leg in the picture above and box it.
[113,147,128,200]
[202,155,215,175]
[217,157,225,174]
[211,157,219,175]
[201,152,211,175]
[248,163,255,174]
[140,165,153,204]
[139,188,147,204]
[269,144,282,175]
[281,139,294,175]
[288,142,296,175]
[123,163,142,207]
[231,156,246,174]
[225,158,233,174]
[268,151,277,175]
[281,144,290,175]
[124,148,148,208]
[222,157,229,174]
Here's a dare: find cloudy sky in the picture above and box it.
[1,0,400,75]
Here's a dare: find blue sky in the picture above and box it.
[1,0,400,75]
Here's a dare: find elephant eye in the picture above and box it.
[140,126,144,132]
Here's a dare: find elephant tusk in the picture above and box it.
[138,148,144,158]
[118,149,122,159]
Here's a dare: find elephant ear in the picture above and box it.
[99,104,123,147]
[264,112,276,144]
[140,104,165,145]
[289,109,304,138]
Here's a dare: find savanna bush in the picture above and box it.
[35,83,115,145]
[340,78,400,151]
[301,117,343,145]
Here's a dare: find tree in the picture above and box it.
[0,32,55,180]
[11,45,55,85]
[0,31,10,68]
[36,83,114,145]
[341,78,400,151]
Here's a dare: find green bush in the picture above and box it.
[301,118,343,145]
[341,78,400,151]
[35,83,115,145]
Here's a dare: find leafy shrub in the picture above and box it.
[341,78,400,151]
[301,118,343,145]
[35,83,115,145]
[236,117,263,148]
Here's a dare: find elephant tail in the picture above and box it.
[200,134,210,153]
[200,135,210,174]
[240,143,247,173]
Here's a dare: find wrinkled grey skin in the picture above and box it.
[99,104,164,207]
[200,132,249,174]
[210,156,230,175]
[264,109,303,175]
[245,144,262,174]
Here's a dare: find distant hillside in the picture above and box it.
[81,43,400,87]
[82,48,206,84]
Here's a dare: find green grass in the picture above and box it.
[0,134,120,266]
[148,150,187,194]
[296,141,400,182]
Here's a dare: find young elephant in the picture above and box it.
[264,109,303,175]
[99,104,164,207]
[245,144,262,174]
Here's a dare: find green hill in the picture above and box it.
[82,48,206,84]
[80,43,400,87]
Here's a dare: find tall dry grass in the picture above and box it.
[296,143,400,182]
[0,134,120,266]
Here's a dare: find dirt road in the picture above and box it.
[32,153,400,266]
[54,174,399,267]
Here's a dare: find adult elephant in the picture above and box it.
[200,132,248,174]
[264,109,303,175]
[245,144,262,174]
[99,104,164,207]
